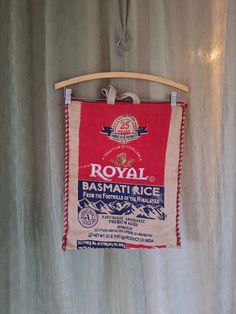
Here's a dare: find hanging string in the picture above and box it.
[122,0,129,38]
[117,0,130,71]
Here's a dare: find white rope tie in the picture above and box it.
[101,85,140,104]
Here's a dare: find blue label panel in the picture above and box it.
[78,180,166,221]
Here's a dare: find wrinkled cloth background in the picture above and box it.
[1,1,236,314]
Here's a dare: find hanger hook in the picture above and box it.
[116,33,129,48]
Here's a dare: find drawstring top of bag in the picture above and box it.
[101,85,140,104]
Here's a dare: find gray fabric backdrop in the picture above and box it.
[1,0,236,313]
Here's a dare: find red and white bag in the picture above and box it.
[62,86,187,250]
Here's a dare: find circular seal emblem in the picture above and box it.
[78,207,98,228]
[111,115,138,144]
[101,114,148,144]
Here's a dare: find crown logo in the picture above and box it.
[110,153,134,167]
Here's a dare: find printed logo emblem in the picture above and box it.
[110,152,134,167]
[101,114,148,144]
[78,207,98,228]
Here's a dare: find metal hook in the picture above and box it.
[116,32,131,60]
[116,34,129,48]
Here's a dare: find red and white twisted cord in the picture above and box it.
[176,104,187,246]
[62,105,70,251]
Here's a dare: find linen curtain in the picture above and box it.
[1,0,236,313]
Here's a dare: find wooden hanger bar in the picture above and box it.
[54,72,189,92]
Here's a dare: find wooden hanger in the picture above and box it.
[54,72,189,92]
